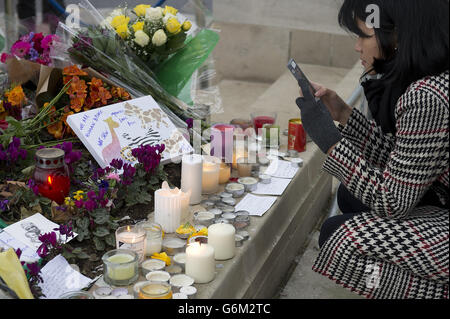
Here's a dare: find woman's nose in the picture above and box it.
[354,38,362,53]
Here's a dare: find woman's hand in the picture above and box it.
[299,82,353,126]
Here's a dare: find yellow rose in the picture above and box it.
[163,5,178,16]
[182,20,192,31]
[134,4,151,17]
[151,29,167,46]
[110,15,130,28]
[132,21,145,33]
[115,24,130,39]
[165,17,181,34]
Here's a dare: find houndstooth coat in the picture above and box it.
[312,71,449,299]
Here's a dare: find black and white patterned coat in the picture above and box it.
[312,71,449,299]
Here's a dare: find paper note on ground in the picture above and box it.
[235,194,278,217]
[252,177,292,196]
[0,229,40,263]
[264,159,299,179]
[38,254,94,299]
[4,213,76,250]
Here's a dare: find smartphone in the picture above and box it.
[287,58,317,98]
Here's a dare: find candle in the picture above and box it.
[207,223,236,260]
[219,162,231,184]
[185,242,215,283]
[237,157,253,177]
[162,181,191,224]
[115,225,146,262]
[202,156,220,194]
[210,124,235,163]
[181,154,203,205]
[136,221,163,256]
[102,249,139,286]
[155,182,186,233]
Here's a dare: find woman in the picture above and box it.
[296,0,448,298]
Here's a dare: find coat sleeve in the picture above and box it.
[323,87,449,220]
[338,108,395,168]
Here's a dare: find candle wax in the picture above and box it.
[107,254,136,281]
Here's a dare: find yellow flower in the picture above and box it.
[151,252,171,266]
[165,17,181,34]
[151,29,167,46]
[64,197,75,207]
[0,100,4,113]
[5,85,26,107]
[163,5,178,16]
[182,20,192,31]
[115,24,130,39]
[134,30,150,47]
[134,4,151,17]
[110,15,130,28]
[132,21,145,33]
[73,190,84,201]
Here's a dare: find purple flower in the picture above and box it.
[0,199,9,211]
[37,243,49,258]
[75,199,84,208]
[186,118,194,129]
[110,158,123,170]
[121,163,136,185]
[10,41,31,58]
[26,262,42,280]
[38,232,58,247]
[87,190,97,201]
[84,199,97,212]
[28,48,39,61]
[27,179,39,196]
[53,222,74,239]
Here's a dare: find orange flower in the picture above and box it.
[47,120,63,139]
[70,96,85,112]
[97,87,112,105]
[67,76,88,99]
[5,85,26,107]
[63,65,88,77]
[61,111,74,136]
[88,77,103,88]
[112,87,131,100]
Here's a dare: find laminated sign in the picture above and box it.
[67,95,193,168]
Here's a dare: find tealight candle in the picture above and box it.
[202,156,221,194]
[136,221,162,257]
[102,249,139,286]
[185,242,215,283]
[219,162,231,184]
[207,223,236,260]
[181,154,203,205]
[115,225,146,262]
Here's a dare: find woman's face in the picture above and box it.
[354,18,382,74]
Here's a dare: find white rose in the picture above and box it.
[134,30,150,47]
[163,12,176,24]
[145,7,163,21]
[152,29,167,46]
[110,8,124,17]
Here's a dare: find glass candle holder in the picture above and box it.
[202,156,220,194]
[219,162,231,184]
[115,225,146,262]
[33,148,70,205]
[210,123,235,163]
[59,291,94,299]
[250,112,277,136]
[237,157,253,177]
[138,282,173,299]
[136,221,162,257]
[102,249,139,286]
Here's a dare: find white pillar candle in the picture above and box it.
[207,223,236,260]
[185,243,215,284]
[202,156,220,194]
[162,181,191,224]
[154,184,183,233]
[181,154,203,205]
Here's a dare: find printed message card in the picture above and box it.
[67,95,193,168]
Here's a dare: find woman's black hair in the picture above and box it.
[338,0,449,89]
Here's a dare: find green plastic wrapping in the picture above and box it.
[155,29,219,100]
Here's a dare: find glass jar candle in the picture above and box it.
[33,148,70,205]
[138,282,173,299]
[102,249,139,286]
[136,221,162,257]
[115,225,147,262]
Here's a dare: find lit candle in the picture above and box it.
[202,156,220,194]
[162,181,191,224]
[155,183,186,233]
[107,254,136,281]
[219,162,231,184]
[115,225,146,262]
[207,223,236,260]
[181,154,203,205]
[185,242,215,283]
[136,221,163,256]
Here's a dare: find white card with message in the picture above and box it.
[67,95,193,168]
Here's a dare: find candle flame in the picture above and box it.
[47,175,53,185]
[126,225,131,232]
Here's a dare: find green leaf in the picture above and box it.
[93,237,106,251]
[93,226,110,237]
[76,217,90,230]
[72,247,82,254]
[105,233,116,247]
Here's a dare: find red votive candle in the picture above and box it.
[33,148,70,205]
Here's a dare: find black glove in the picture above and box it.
[295,79,342,154]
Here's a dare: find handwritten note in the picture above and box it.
[38,254,94,299]
[264,159,299,179]
[235,194,278,217]
[252,177,292,196]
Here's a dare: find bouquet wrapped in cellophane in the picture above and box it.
[50,0,219,131]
